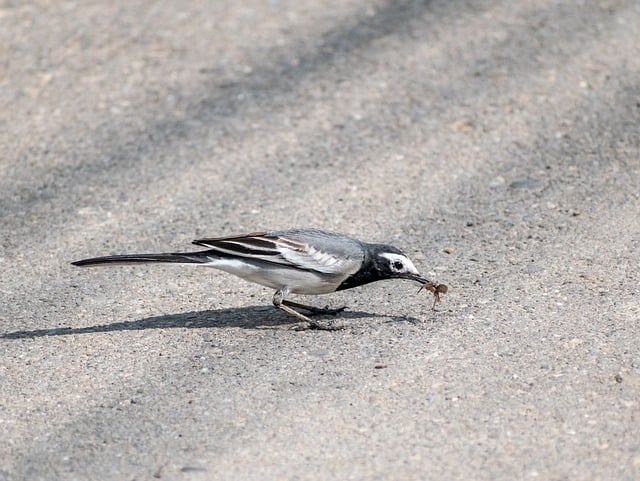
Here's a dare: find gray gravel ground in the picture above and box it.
[1,1,639,480]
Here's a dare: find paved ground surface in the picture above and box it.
[1,1,639,480]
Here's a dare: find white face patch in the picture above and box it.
[379,252,419,275]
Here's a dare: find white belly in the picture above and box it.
[200,258,346,295]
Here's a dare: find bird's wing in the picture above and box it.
[192,230,363,275]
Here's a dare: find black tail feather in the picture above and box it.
[71,252,214,267]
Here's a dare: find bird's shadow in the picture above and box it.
[1,306,421,339]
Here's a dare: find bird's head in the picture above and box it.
[371,245,432,284]
[335,243,434,291]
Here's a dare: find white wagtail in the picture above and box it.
[72,228,445,329]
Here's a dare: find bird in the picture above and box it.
[71,228,441,329]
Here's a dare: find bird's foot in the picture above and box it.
[274,290,346,331]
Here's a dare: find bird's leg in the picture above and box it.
[281,299,346,316]
[272,289,341,330]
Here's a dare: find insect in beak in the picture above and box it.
[417,282,449,309]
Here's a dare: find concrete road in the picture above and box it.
[1,1,639,480]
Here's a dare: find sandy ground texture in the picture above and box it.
[1,1,639,480]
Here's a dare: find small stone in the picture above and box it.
[448,118,474,132]
[489,175,506,187]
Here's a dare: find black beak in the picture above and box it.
[403,273,433,285]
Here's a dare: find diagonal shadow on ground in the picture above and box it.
[1,307,418,339]
[1,0,449,247]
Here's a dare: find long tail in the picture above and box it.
[71,251,215,267]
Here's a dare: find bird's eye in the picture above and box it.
[392,260,404,270]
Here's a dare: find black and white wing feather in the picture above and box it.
[192,229,364,275]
